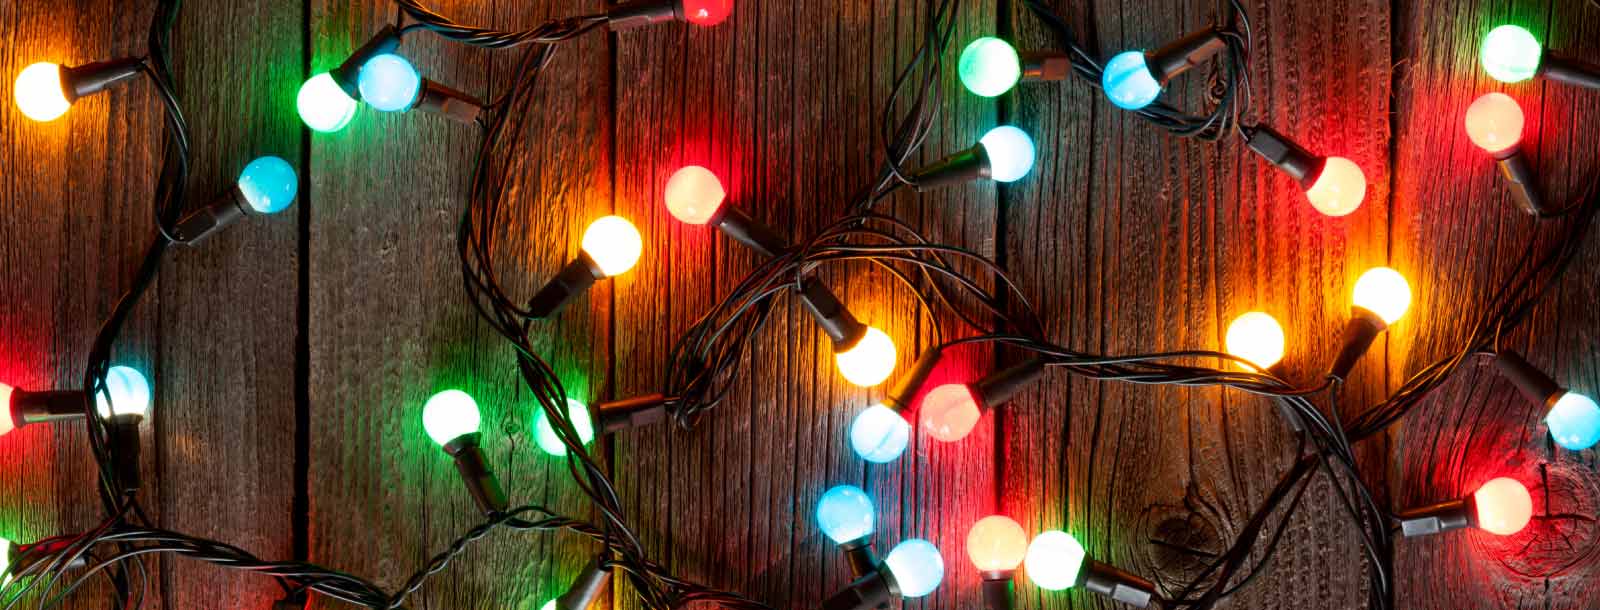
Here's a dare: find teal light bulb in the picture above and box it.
[422,390,481,447]
[816,485,874,544]
[533,398,595,456]
[297,72,358,133]
[958,37,1022,97]
[1102,51,1162,110]
[1481,25,1543,83]
[1546,392,1600,451]
[96,365,151,419]
[979,125,1036,183]
[849,403,909,463]
[358,53,422,112]
[237,156,298,214]
[882,539,944,598]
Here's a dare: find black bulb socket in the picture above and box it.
[908,145,992,191]
[838,537,879,579]
[108,413,144,494]
[1488,146,1549,217]
[443,433,509,516]
[174,186,255,244]
[597,394,672,433]
[881,348,945,413]
[1144,27,1227,85]
[709,205,790,259]
[9,388,88,430]
[797,277,868,352]
[529,251,607,319]
[821,563,900,610]
[972,358,1048,413]
[1019,51,1072,83]
[606,0,699,30]
[1539,52,1600,91]
[1079,559,1155,608]
[410,79,484,124]
[979,570,1015,610]
[1493,350,1565,410]
[1328,307,1387,382]
[331,26,402,97]
[556,554,613,610]
[1244,126,1326,190]
[1395,496,1474,537]
[60,58,143,103]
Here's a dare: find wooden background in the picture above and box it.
[1,0,1597,609]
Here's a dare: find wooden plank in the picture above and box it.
[1002,0,1390,608]
[610,2,996,609]
[305,0,610,607]
[1388,0,1600,607]
[0,1,163,607]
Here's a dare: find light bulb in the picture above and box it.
[835,327,897,387]
[1464,92,1525,155]
[850,403,910,463]
[967,515,1028,572]
[1473,477,1532,536]
[580,216,643,277]
[978,126,1036,183]
[1102,51,1162,110]
[358,53,421,112]
[664,165,726,225]
[14,62,71,122]
[958,37,1022,98]
[919,383,981,442]
[0,383,13,437]
[1224,311,1285,369]
[534,398,595,456]
[540,601,556,610]
[297,72,359,133]
[237,156,299,214]
[882,539,943,598]
[1352,267,1411,325]
[1546,392,1600,451]
[680,0,733,26]
[422,389,481,447]
[1304,157,1366,217]
[816,485,875,544]
[1481,25,1543,84]
[1024,530,1086,591]
[95,366,151,419]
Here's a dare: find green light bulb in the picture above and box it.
[422,390,481,447]
[958,37,1022,97]
[1481,25,1543,83]
[297,72,358,133]
[534,398,595,456]
[541,601,556,610]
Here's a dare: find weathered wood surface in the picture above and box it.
[3,1,1600,609]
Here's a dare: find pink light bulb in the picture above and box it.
[1464,92,1525,155]
[919,383,981,442]
[664,166,726,225]
[1473,477,1532,536]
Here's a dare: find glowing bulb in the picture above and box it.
[919,383,981,442]
[422,390,481,447]
[358,53,421,112]
[1464,92,1525,155]
[541,601,556,610]
[1546,392,1600,451]
[1473,477,1532,536]
[1024,530,1086,591]
[0,383,13,437]
[680,0,733,26]
[978,126,1036,183]
[1304,157,1366,217]
[237,156,299,214]
[850,403,910,463]
[1481,25,1543,84]
[1225,312,1285,369]
[1102,51,1162,110]
[958,37,1022,97]
[580,216,643,277]
[664,165,726,224]
[882,539,943,598]
[95,366,151,419]
[835,327,897,387]
[297,72,358,133]
[533,398,595,456]
[1352,267,1411,325]
[14,62,71,122]
[816,485,875,544]
[967,516,1028,572]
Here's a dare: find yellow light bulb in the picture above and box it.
[580,216,643,277]
[1351,267,1411,325]
[1225,311,1285,369]
[15,62,72,122]
[835,326,897,387]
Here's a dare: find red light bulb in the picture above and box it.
[1473,477,1532,536]
[1464,92,1525,155]
[919,383,981,442]
[679,0,733,26]
[664,165,726,225]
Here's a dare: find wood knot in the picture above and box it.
[1135,503,1224,588]
[1476,462,1600,579]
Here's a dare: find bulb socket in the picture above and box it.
[909,145,993,191]
[710,205,790,258]
[109,414,144,493]
[10,389,88,429]
[606,0,679,30]
[529,252,607,319]
[556,555,613,610]
[1493,350,1565,410]
[1079,559,1154,608]
[60,58,143,102]
[838,537,879,579]
[174,187,252,244]
[972,358,1048,411]
[411,79,484,124]
[596,394,672,433]
[797,277,868,350]
[1328,308,1387,382]
[1244,126,1324,188]
[821,564,899,610]
[1491,150,1549,217]
[882,348,945,412]
[1144,26,1226,84]
[979,570,1016,610]
[443,433,509,516]
[1395,497,1473,537]
[1540,53,1600,90]
[332,26,402,97]
[1019,51,1072,82]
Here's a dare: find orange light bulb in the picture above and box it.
[919,383,981,442]
[1464,92,1525,155]
[1473,477,1532,536]
[664,166,726,225]
[966,515,1028,572]
[835,327,897,387]
[1305,157,1367,217]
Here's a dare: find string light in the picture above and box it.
[12,58,143,123]
[1330,267,1411,380]
[908,126,1037,189]
[1224,311,1286,370]
[1480,24,1600,90]
[528,216,643,318]
[919,359,1046,443]
[533,398,595,456]
[1464,92,1547,215]
[797,277,898,387]
[968,516,1027,610]
[816,485,879,577]
[959,38,1023,97]
[550,555,613,610]
[606,0,734,29]
[822,538,944,610]
[358,53,422,112]
[849,403,911,463]
[1493,351,1600,451]
[664,166,789,257]
[297,73,360,133]
[1244,126,1368,217]
[1397,476,1532,537]
[1101,28,1225,111]
[1024,530,1155,606]
[421,390,507,516]
[174,156,299,243]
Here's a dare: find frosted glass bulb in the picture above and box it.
[95,366,151,419]
[1305,157,1366,217]
[664,166,726,225]
[0,383,14,437]
[1102,51,1162,110]
[358,53,422,112]
[422,390,481,447]
[958,37,1022,98]
[816,485,875,544]
[1481,25,1543,84]
[849,403,910,463]
[967,515,1028,572]
[1024,530,1085,590]
[14,62,71,122]
[1473,477,1532,536]
[978,126,1036,183]
[1224,311,1285,369]
[533,398,595,456]
[919,383,981,442]
[581,216,643,277]
[541,601,556,610]
[237,156,299,214]
[835,327,897,387]
[1352,267,1411,325]
[882,539,944,598]
[680,0,733,26]
[297,72,358,133]
[1464,92,1525,155]
[1545,392,1600,451]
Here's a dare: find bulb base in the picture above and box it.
[1244,125,1324,188]
[1395,497,1472,537]
[61,58,143,102]
[821,566,899,610]
[1492,150,1549,217]
[412,79,484,124]
[1328,308,1386,382]
[711,205,790,258]
[1493,350,1564,409]
[839,537,879,579]
[798,277,867,349]
[11,389,89,429]
[528,252,607,319]
[332,26,402,97]
[1540,53,1600,90]
[1019,51,1071,82]
[1079,559,1154,608]
[979,571,1015,610]
[556,555,613,610]
[909,145,992,191]
[596,394,672,433]
[444,433,509,516]
[973,358,1047,411]
[174,187,251,244]
[1144,27,1226,84]
[109,414,144,493]
[883,348,945,412]
[606,1,678,30]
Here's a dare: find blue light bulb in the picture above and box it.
[1546,392,1600,451]
[358,53,422,113]
[96,365,151,419]
[883,539,943,598]
[850,403,909,463]
[816,485,875,544]
[979,126,1036,183]
[237,156,298,214]
[1101,51,1162,110]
